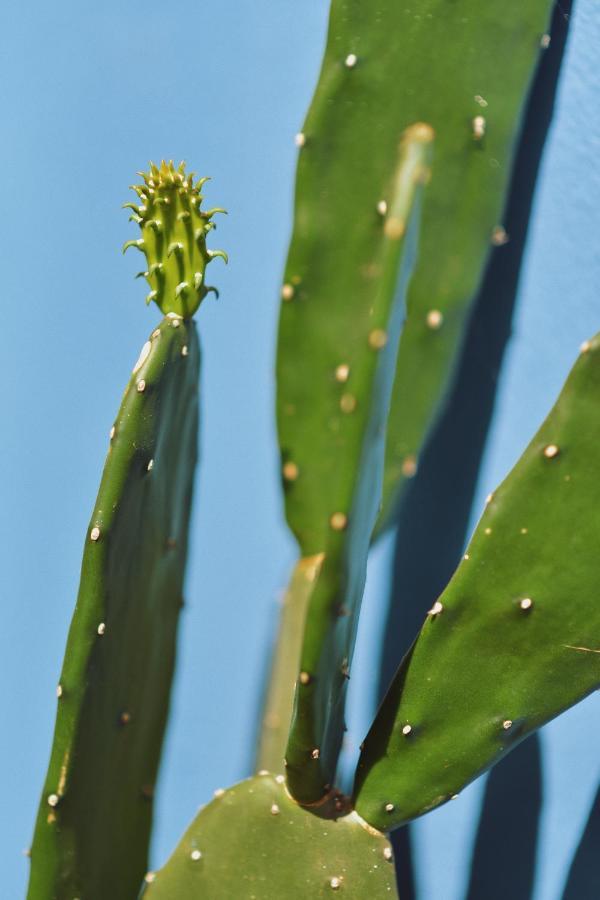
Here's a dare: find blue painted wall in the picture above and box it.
[1,2,597,897]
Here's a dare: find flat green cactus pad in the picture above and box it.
[144,775,398,899]
[276,0,556,545]
[28,315,199,900]
[354,335,600,831]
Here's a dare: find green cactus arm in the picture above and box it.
[281,126,432,804]
[276,0,557,549]
[354,334,600,830]
[255,554,325,774]
[123,161,226,318]
[28,315,199,900]
[143,774,397,899]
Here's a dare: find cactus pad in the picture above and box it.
[282,125,432,804]
[354,334,600,830]
[123,161,227,318]
[275,0,557,543]
[144,774,397,899]
[28,315,199,899]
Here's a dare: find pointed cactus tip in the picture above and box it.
[208,249,228,264]
[123,163,227,317]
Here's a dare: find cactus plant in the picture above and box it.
[275,0,560,545]
[278,122,433,804]
[354,334,600,830]
[168,327,597,898]
[273,0,564,810]
[27,164,223,900]
[26,2,600,900]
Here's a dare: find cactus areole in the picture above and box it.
[123,160,227,318]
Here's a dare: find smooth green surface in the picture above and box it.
[256,555,324,775]
[283,128,431,803]
[144,774,397,899]
[355,334,600,831]
[28,317,199,900]
[123,160,226,318]
[276,0,554,547]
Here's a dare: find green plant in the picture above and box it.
[28,163,224,900]
[28,3,597,899]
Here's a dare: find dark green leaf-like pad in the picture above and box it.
[145,775,397,899]
[355,335,600,830]
[28,315,199,900]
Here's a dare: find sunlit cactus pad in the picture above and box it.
[355,334,600,830]
[124,160,227,317]
[28,316,200,900]
[276,0,556,539]
[283,124,432,805]
[144,774,397,899]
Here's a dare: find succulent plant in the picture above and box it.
[28,1,599,898]
[27,164,223,900]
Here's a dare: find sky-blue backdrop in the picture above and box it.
[1,3,598,898]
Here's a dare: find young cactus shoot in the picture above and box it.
[123,160,227,318]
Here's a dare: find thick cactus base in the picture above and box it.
[144,774,397,899]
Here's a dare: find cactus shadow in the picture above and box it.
[560,781,600,900]
[465,734,542,900]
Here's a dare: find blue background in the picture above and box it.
[1,2,598,897]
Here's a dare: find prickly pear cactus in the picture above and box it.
[28,164,225,899]
[281,125,432,804]
[28,317,199,900]
[123,161,227,317]
[275,0,558,544]
[144,774,397,899]
[354,334,600,830]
